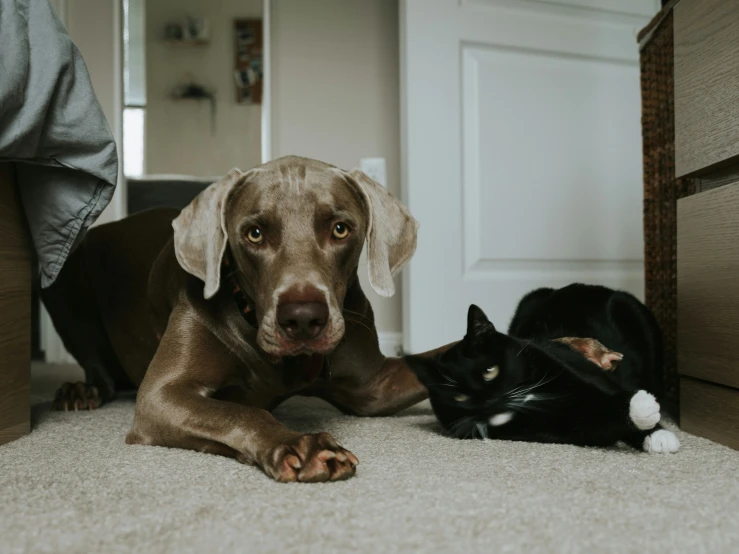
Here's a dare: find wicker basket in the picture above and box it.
[638,3,695,414]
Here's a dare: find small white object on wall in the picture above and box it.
[359,157,387,188]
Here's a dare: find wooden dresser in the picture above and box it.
[675,0,739,449]
[0,163,32,445]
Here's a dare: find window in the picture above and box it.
[123,0,146,177]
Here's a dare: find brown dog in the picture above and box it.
[43,155,620,482]
[43,156,437,482]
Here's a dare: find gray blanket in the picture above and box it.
[0,0,118,287]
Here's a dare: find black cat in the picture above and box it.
[405,284,680,453]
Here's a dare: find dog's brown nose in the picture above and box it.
[277,302,329,340]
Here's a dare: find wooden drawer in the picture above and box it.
[674,0,739,177]
[0,164,31,446]
[677,182,739,390]
[681,377,739,450]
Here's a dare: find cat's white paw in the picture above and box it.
[629,390,661,430]
[643,429,680,454]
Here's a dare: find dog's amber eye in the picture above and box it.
[453,393,469,403]
[483,365,499,382]
[245,226,264,244]
[332,222,350,240]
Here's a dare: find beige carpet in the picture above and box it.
[1,364,737,553]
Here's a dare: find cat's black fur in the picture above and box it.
[406,284,678,452]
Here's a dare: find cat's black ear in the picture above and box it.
[467,304,495,337]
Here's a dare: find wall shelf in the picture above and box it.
[163,39,210,47]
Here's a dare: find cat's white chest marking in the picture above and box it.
[489,412,514,426]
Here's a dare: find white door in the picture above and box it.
[400,0,660,353]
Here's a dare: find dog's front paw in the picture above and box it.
[263,432,358,483]
[643,429,680,454]
[52,381,102,411]
[554,337,623,371]
[629,390,661,430]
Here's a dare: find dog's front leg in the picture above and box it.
[129,388,357,482]
[127,307,357,482]
[326,342,457,416]
[552,337,623,370]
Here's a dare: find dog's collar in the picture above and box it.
[221,254,259,328]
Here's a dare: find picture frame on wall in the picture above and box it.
[164,16,210,44]
[234,19,263,104]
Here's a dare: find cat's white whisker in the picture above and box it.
[506,381,545,399]
[507,373,551,397]
[449,415,476,439]
[448,418,466,435]
[475,422,489,439]
[508,391,567,404]
[514,374,550,395]
[506,386,526,397]
[516,340,532,356]
[507,382,538,397]
[508,402,550,415]
[431,383,458,390]
[512,371,562,397]
[437,366,458,385]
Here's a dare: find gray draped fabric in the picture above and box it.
[0,0,118,286]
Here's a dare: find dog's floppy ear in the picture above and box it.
[346,169,419,297]
[172,168,249,299]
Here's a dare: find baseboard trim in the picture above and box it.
[41,304,75,365]
[378,332,403,357]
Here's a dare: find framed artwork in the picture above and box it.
[233,19,263,104]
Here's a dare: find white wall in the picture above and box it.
[272,0,402,335]
[145,0,262,177]
[44,0,123,363]
[51,0,124,225]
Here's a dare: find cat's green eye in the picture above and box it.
[483,365,500,381]
[453,394,469,402]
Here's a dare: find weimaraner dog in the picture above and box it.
[43,155,618,482]
[43,156,438,482]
